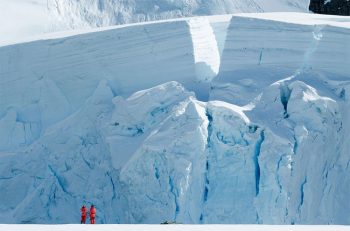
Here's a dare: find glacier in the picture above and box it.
[0,0,310,46]
[0,12,350,225]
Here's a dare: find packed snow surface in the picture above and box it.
[0,12,350,225]
[1,225,350,231]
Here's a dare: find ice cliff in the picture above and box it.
[0,13,349,224]
[0,0,309,46]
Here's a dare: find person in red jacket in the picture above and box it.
[80,205,87,224]
[90,205,96,224]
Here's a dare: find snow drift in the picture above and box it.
[0,13,350,224]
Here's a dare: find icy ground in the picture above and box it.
[1,224,350,231]
[0,0,310,46]
[0,12,350,224]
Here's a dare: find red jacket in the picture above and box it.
[81,206,87,217]
[90,207,96,218]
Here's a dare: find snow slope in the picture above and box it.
[48,0,310,30]
[0,0,48,44]
[0,0,310,46]
[0,13,350,224]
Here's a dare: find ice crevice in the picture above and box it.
[258,49,263,65]
[204,108,213,202]
[168,176,180,222]
[293,134,298,155]
[199,107,213,223]
[47,165,71,197]
[106,171,116,200]
[280,83,292,119]
[276,154,287,195]
[254,129,265,196]
[298,178,307,215]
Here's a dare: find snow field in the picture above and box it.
[1,224,350,231]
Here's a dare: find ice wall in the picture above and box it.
[210,16,350,105]
[0,18,222,150]
[208,15,350,224]
[0,0,309,46]
[1,79,350,224]
[0,13,350,224]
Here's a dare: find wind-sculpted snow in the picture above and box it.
[0,13,350,224]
